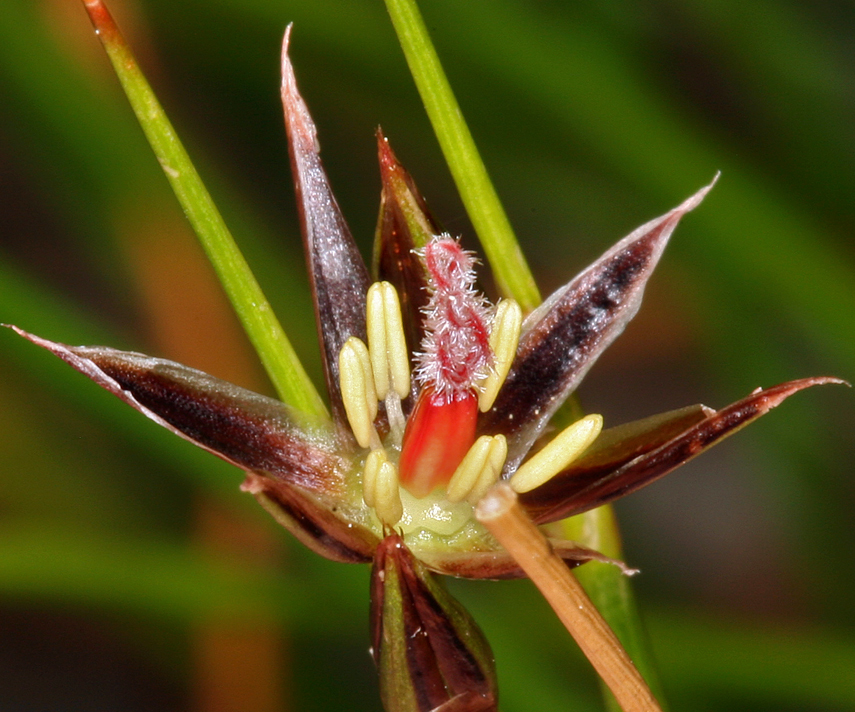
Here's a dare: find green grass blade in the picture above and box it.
[79,0,327,423]
[382,0,540,312]
[382,1,664,708]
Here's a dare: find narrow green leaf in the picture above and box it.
[382,0,541,312]
[383,2,662,707]
[79,0,328,424]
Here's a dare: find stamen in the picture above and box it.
[361,448,403,525]
[476,435,509,502]
[374,459,404,525]
[446,436,492,503]
[338,337,380,449]
[366,282,410,443]
[366,284,389,398]
[362,448,385,508]
[478,299,522,412]
[446,434,507,504]
[382,284,411,400]
[510,414,604,493]
[366,282,411,400]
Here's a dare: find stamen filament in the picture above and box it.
[478,299,522,412]
[510,414,603,493]
[339,337,380,449]
[384,393,407,444]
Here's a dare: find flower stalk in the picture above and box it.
[379,6,664,702]
[382,0,540,311]
[476,484,661,712]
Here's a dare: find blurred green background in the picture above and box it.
[1,0,853,710]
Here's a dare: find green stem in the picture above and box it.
[385,2,665,707]
[80,0,328,424]
[383,0,540,312]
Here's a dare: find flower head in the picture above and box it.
[8,23,845,712]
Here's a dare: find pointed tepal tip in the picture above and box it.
[697,170,721,201]
[5,325,74,359]
[281,23,295,90]
[752,375,849,415]
[280,24,304,110]
[376,127,400,178]
[672,171,721,219]
[280,24,319,154]
[5,324,37,342]
[376,126,390,155]
[788,375,850,390]
[634,172,719,255]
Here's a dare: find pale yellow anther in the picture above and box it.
[478,299,522,412]
[366,284,389,398]
[446,434,508,504]
[367,282,411,400]
[446,436,493,503]
[470,434,508,503]
[338,337,379,449]
[361,448,386,508]
[374,460,404,525]
[361,448,403,524]
[382,283,411,399]
[510,414,604,494]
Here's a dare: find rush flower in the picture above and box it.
[8,23,843,712]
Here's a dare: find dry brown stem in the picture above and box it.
[475,484,662,712]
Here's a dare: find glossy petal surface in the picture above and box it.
[281,29,371,430]
[374,130,436,379]
[480,180,717,471]
[11,327,379,563]
[371,534,497,712]
[522,377,845,523]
